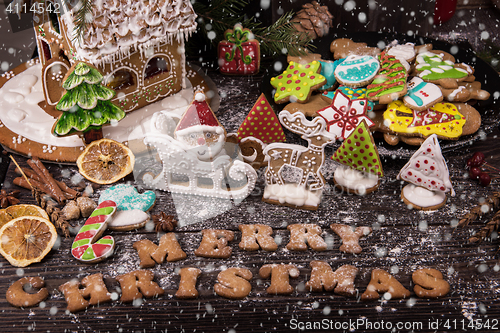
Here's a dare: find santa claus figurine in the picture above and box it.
[174,92,228,162]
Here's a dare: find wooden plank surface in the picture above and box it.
[1,70,500,333]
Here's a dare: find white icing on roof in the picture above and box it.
[61,0,197,65]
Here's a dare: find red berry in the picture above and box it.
[472,152,485,162]
[470,152,485,167]
[479,173,491,186]
[469,167,482,180]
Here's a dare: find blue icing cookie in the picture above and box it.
[322,86,376,112]
[319,58,345,90]
[99,184,156,211]
[334,55,379,86]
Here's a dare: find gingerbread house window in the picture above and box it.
[40,40,52,62]
[104,69,137,91]
[144,56,169,81]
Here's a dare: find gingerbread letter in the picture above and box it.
[238,224,278,251]
[286,224,327,251]
[59,273,112,313]
[175,267,202,299]
[305,261,358,296]
[133,233,187,268]
[412,268,450,298]
[361,269,410,301]
[194,229,234,258]
[116,270,164,303]
[214,267,252,299]
[330,224,372,254]
[259,264,300,295]
[6,277,49,308]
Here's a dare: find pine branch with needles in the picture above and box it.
[192,0,312,57]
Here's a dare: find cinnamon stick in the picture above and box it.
[55,180,79,198]
[27,158,66,204]
[15,167,80,199]
[14,177,51,196]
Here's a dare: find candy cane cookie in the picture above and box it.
[71,200,117,263]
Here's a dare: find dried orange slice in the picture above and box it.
[0,204,49,229]
[77,138,135,184]
[0,216,57,267]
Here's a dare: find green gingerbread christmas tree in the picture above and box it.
[53,62,125,143]
[332,120,384,177]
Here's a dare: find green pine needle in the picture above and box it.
[67,0,93,45]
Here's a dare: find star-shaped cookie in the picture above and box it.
[270,61,326,104]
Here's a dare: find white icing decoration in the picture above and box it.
[263,183,322,208]
[430,67,444,73]
[10,86,31,96]
[195,92,205,102]
[387,42,415,61]
[438,65,453,71]
[60,0,197,67]
[418,70,432,78]
[333,165,379,195]
[3,92,24,104]
[9,109,27,122]
[397,134,454,195]
[403,77,443,109]
[175,125,224,137]
[144,114,257,200]
[108,209,149,228]
[448,86,466,101]
[25,92,45,105]
[402,184,446,208]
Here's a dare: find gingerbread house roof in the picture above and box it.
[61,0,197,65]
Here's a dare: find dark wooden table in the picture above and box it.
[1,66,500,333]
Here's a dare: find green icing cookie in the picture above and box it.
[366,51,406,100]
[270,61,326,104]
[415,52,469,81]
[332,120,383,177]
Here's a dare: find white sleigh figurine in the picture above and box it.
[262,110,336,210]
[142,92,257,201]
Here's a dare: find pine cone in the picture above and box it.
[291,1,334,39]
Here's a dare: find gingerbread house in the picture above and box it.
[34,0,197,112]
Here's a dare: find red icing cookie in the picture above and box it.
[237,93,286,144]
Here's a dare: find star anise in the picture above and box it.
[0,189,20,208]
[152,212,178,233]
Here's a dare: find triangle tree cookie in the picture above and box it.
[234,93,286,169]
[237,93,286,144]
[332,120,383,195]
[397,134,454,210]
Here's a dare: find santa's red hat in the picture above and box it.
[175,92,225,137]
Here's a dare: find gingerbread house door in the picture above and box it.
[42,58,70,105]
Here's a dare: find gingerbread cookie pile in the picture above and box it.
[277,38,488,147]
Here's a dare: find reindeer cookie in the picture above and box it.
[262,111,336,210]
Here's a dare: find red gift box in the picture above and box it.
[218,25,260,75]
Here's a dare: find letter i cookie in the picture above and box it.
[71,200,117,263]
